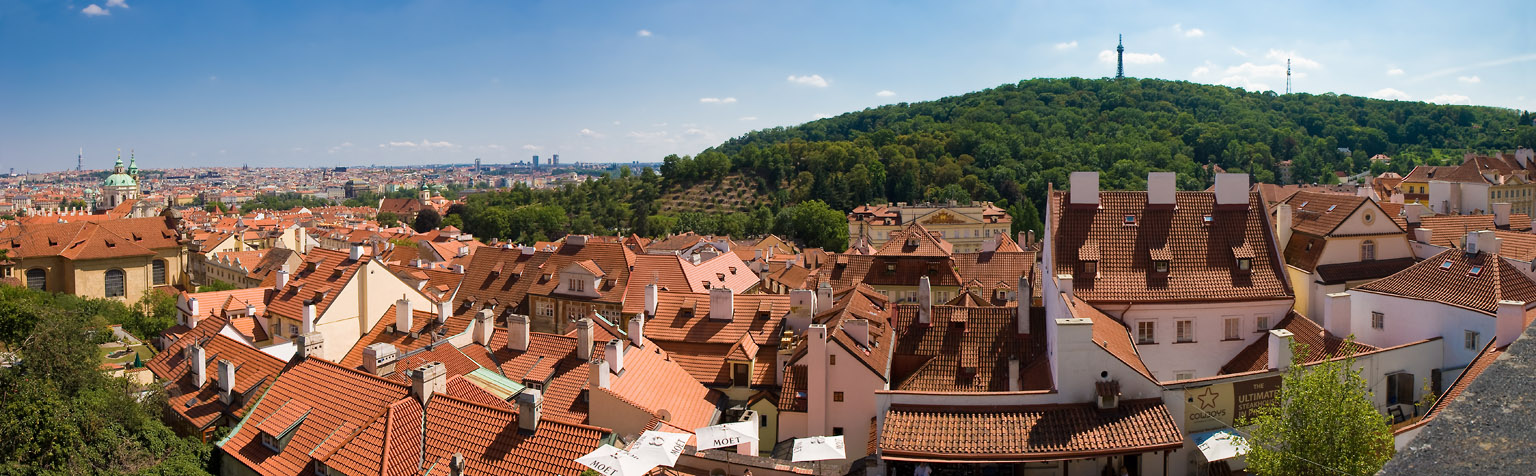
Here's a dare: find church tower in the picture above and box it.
[1116,34,1125,79]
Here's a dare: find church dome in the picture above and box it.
[103,172,137,188]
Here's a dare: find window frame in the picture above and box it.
[152,259,167,285]
[104,268,126,298]
[1224,318,1241,341]
[1362,240,1376,261]
[1465,330,1480,351]
[1136,321,1156,345]
[1175,320,1194,343]
[1255,315,1270,333]
[833,391,844,402]
[25,268,46,291]
[1372,311,1385,330]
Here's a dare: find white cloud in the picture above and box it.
[1054,41,1078,51]
[683,128,707,136]
[1173,24,1204,38]
[1371,88,1411,100]
[1191,65,1211,77]
[1264,49,1321,69]
[812,113,833,120]
[327,142,354,154]
[1457,75,1481,84]
[636,29,652,37]
[81,4,109,16]
[1099,50,1164,65]
[1430,94,1469,104]
[106,0,128,8]
[1413,53,1536,81]
[612,121,621,125]
[1386,67,1404,76]
[876,90,896,97]
[699,97,738,104]
[1230,47,1248,57]
[787,74,829,88]
[521,144,541,151]
[579,128,604,138]
[738,116,758,121]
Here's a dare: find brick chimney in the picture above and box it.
[297,332,325,360]
[301,302,316,335]
[506,313,530,352]
[1007,356,1021,392]
[1495,202,1512,228]
[185,297,200,329]
[644,283,658,317]
[589,359,610,389]
[516,389,543,432]
[917,276,932,325]
[1069,172,1100,206]
[787,289,816,332]
[275,265,289,290]
[1275,203,1293,250]
[1497,300,1527,347]
[349,243,364,261]
[574,317,594,361]
[218,359,236,404]
[436,299,450,324]
[1267,329,1295,371]
[709,287,734,321]
[806,324,828,435]
[409,361,446,405]
[395,298,413,334]
[363,342,399,375]
[816,282,833,314]
[449,453,466,476]
[605,339,625,374]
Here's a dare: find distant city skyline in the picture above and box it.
[1,0,1532,172]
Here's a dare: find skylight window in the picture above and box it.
[1469,266,1483,276]
[1202,215,1213,226]
[1327,205,1337,212]
[1299,201,1309,208]
[1440,261,1454,271]
[1124,215,1138,226]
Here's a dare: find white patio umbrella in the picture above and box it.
[791,435,847,462]
[628,430,692,469]
[692,421,759,451]
[575,444,655,476]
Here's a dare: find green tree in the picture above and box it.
[772,200,849,251]
[413,209,443,233]
[197,279,239,292]
[376,211,400,227]
[1241,341,1394,476]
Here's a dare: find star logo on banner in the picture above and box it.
[1194,387,1220,410]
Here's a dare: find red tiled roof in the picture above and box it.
[646,291,789,345]
[878,399,1184,462]
[1415,214,1534,237]
[875,223,953,257]
[1280,191,1374,237]
[1220,311,1380,375]
[152,333,289,430]
[419,393,606,476]
[487,330,592,424]
[0,216,180,260]
[262,247,369,323]
[1049,190,1291,303]
[890,304,1049,392]
[1356,248,1536,316]
[336,303,473,372]
[1312,257,1417,285]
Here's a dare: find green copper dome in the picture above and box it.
[103,172,137,187]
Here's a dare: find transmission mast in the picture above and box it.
[1286,59,1292,94]
[1116,35,1125,79]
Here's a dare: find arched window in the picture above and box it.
[1362,240,1376,261]
[26,268,46,291]
[152,259,167,285]
[105,269,126,297]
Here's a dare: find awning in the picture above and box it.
[1190,429,1248,462]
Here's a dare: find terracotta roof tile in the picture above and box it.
[890,304,1049,392]
[1356,248,1536,316]
[878,399,1184,461]
[419,393,606,476]
[1220,311,1380,374]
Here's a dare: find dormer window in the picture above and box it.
[1154,260,1170,273]
[885,262,896,274]
[1237,258,1252,271]
[1084,260,1098,276]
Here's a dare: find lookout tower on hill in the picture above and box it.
[1116,35,1125,79]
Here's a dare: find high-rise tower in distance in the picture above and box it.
[1116,34,1125,79]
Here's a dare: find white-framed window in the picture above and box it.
[1176,320,1194,343]
[569,278,584,292]
[1224,318,1241,340]
[1154,260,1170,273]
[288,324,299,337]
[1362,240,1376,261]
[1256,315,1270,333]
[1175,371,1194,381]
[1136,321,1156,344]
[1465,330,1480,350]
[1372,311,1385,330]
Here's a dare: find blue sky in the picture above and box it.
[1,0,1532,172]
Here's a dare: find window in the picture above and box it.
[1362,240,1376,261]
[1465,330,1480,350]
[1237,258,1252,271]
[1084,260,1098,276]
[1123,215,1137,226]
[732,363,750,387]
[1224,318,1241,340]
[1363,211,1375,224]
[1469,266,1483,277]
[569,278,584,292]
[1175,371,1194,381]
[1372,312,1385,330]
[25,268,46,291]
[1256,315,1270,333]
[833,392,844,402]
[832,427,844,436]
[261,432,280,452]
[1386,372,1415,405]
[104,269,126,297]
[152,259,167,285]
[1136,321,1156,344]
[1439,260,1454,271]
[1154,260,1169,273]
[761,417,769,427]
[1176,320,1194,343]
[829,354,836,366]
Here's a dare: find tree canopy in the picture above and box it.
[1241,341,1394,476]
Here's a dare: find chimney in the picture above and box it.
[589,359,610,389]
[297,331,325,360]
[1497,300,1527,347]
[709,287,735,321]
[1058,274,1075,302]
[186,297,201,329]
[362,342,398,375]
[275,265,289,290]
[1069,172,1100,206]
[574,318,595,361]
[1275,203,1293,249]
[1406,203,1423,225]
[917,276,932,325]
[644,283,658,317]
[1047,317,1095,401]
[396,298,413,333]
[1414,228,1433,245]
[189,344,207,388]
[349,243,363,261]
[506,313,530,351]
[1017,275,1031,334]
[218,359,236,404]
[806,324,828,435]
[628,315,645,348]
[844,318,870,348]
[472,309,493,346]
[1147,172,1176,206]
[1482,230,1503,255]
[1215,173,1250,207]
[516,389,543,432]
[1007,356,1021,392]
[1495,202,1512,228]
[301,302,316,334]
[409,361,446,406]
[815,282,834,314]
[1323,292,1352,338]
[449,453,466,476]
[437,299,450,324]
[787,289,816,332]
[1267,329,1295,371]
[244,302,256,318]
[605,339,625,374]
[566,234,589,246]
[1467,230,1483,254]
